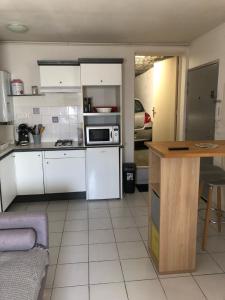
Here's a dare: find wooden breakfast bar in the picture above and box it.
[145,140,225,274]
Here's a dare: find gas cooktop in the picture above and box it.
[55,139,73,147]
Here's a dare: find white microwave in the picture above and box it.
[85,125,120,145]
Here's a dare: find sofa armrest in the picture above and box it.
[0,212,48,248]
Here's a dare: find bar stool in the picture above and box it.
[199,171,225,250]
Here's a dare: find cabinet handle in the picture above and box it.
[100,80,103,83]
[38,154,40,157]
[59,81,62,84]
[64,153,67,156]
[46,161,49,164]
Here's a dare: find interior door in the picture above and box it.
[152,57,178,141]
[186,62,218,140]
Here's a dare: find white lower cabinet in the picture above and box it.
[43,150,85,193]
[0,153,17,211]
[14,152,44,195]
[86,147,120,200]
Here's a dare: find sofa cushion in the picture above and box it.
[0,247,49,300]
[0,229,36,251]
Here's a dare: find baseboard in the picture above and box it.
[13,192,86,202]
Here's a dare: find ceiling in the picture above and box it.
[0,0,225,44]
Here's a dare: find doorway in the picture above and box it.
[134,55,178,167]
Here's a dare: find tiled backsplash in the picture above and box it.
[14,105,83,142]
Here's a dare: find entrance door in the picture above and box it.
[152,57,178,141]
[186,62,218,140]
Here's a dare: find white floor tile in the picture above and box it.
[47,202,68,212]
[114,228,142,242]
[109,207,131,217]
[46,265,56,288]
[49,233,62,247]
[54,263,88,287]
[130,206,148,216]
[61,231,88,246]
[89,208,110,219]
[89,243,118,261]
[126,279,166,300]
[121,258,157,281]
[194,274,225,300]
[89,260,123,284]
[52,286,89,300]
[47,211,66,221]
[64,220,88,231]
[161,276,205,300]
[68,201,88,210]
[112,217,136,229]
[139,227,148,240]
[134,216,148,227]
[89,229,115,244]
[66,209,88,220]
[58,245,88,264]
[27,202,48,212]
[88,201,108,209]
[49,247,60,265]
[49,221,64,233]
[204,236,225,253]
[117,241,148,259]
[211,252,225,271]
[192,253,223,275]
[90,283,128,300]
[89,218,112,230]
[108,200,128,208]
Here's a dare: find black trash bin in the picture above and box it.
[123,163,136,193]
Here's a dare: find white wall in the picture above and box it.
[135,68,154,116]
[0,42,187,161]
[189,22,225,141]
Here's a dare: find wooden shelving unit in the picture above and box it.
[147,146,199,274]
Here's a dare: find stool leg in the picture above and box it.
[217,186,222,233]
[199,180,204,205]
[202,186,213,251]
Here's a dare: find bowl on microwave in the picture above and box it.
[96,107,112,113]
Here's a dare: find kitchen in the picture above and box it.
[0,58,123,211]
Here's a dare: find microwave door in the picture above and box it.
[89,128,111,144]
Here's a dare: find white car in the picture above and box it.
[134,98,152,142]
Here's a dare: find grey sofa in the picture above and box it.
[0,212,49,300]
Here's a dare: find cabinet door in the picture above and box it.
[15,152,44,195]
[81,64,122,86]
[40,65,81,87]
[0,154,17,211]
[86,147,120,199]
[44,158,85,193]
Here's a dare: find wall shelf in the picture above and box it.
[83,112,120,116]
[8,94,45,97]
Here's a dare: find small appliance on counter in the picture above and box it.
[17,123,30,146]
[85,124,120,145]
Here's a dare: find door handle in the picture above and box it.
[152,107,156,118]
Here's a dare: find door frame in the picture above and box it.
[134,54,182,143]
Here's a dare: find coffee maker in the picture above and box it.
[17,123,30,145]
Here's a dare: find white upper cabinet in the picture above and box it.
[39,65,81,88]
[81,64,122,86]
[0,154,17,211]
[14,152,44,195]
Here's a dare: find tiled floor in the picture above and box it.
[9,191,225,300]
